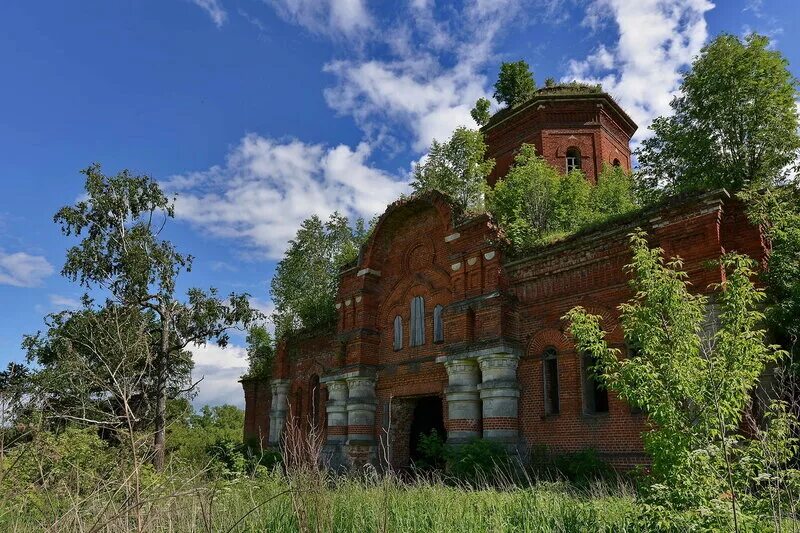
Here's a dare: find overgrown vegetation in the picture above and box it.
[242,324,275,379]
[493,59,537,108]
[486,144,636,251]
[566,232,799,531]
[22,166,260,469]
[270,212,369,337]
[410,126,494,214]
[636,33,800,199]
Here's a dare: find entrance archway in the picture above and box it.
[409,396,446,463]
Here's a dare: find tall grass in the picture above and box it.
[0,468,640,532]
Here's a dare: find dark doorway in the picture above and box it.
[409,396,446,463]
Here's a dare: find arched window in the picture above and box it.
[433,304,444,343]
[612,158,621,167]
[566,147,581,173]
[582,352,608,414]
[393,315,403,351]
[409,296,425,346]
[543,347,559,415]
[309,374,320,428]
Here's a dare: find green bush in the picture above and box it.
[415,429,446,471]
[2,427,115,494]
[444,438,512,486]
[486,146,637,252]
[553,448,615,486]
[207,438,282,478]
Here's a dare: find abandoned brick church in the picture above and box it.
[241,89,767,469]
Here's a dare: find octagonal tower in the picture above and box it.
[483,87,638,186]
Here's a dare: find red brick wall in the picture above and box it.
[484,95,635,185]
[242,378,271,447]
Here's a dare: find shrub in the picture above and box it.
[552,449,614,486]
[444,438,512,486]
[415,429,446,471]
[486,145,637,252]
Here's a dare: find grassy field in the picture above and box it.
[0,470,641,532]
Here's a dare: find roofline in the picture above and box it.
[482,92,638,136]
[503,188,730,271]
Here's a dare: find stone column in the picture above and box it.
[477,353,520,443]
[325,379,349,446]
[444,358,481,443]
[345,376,377,444]
[267,378,291,446]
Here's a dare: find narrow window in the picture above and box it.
[626,345,644,414]
[566,147,581,172]
[309,374,320,428]
[612,158,621,167]
[582,352,608,414]
[410,296,425,346]
[433,304,444,343]
[543,347,559,415]
[393,315,403,351]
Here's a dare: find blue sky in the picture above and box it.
[1,0,797,407]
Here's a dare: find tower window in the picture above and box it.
[410,296,425,346]
[582,352,608,414]
[612,158,621,167]
[433,304,444,343]
[566,147,581,172]
[543,347,559,415]
[393,315,403,351]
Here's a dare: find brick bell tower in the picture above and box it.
[482,86,638,186]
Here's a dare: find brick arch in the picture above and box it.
[527,328,572,358]
[360,192,456,272]
[574,298,624,344]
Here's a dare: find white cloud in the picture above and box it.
[189,0,227,27]
[0,250,53,287]
[49,294,81,309]
[166,134,408,259]
[322,1,538,152]
[264,0,372,39]
[189,342,248,407]
[567,0,714,144]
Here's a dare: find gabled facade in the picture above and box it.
[242,91,768,470]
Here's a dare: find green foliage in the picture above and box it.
[48,164,260,468]
[415,429,446,471]
[493,60,536,108]
[2,427,115,495]
[243,325,275,379]
[444,438,511,486]
[23,302,182,433]
[552,449,614,486]
[271,213,369,337]
[486,145,637,251]
[411,126,495,214]
[636,33,800,197]
[591,164,637,219]
[168,404,246,467]
[470,97,492,126]
[565,231,795,524]
[741,184,800,365]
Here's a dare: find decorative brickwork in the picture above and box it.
[243,92,769,471]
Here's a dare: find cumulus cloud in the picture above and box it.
[166,134,408,259]
[264,0,372,39]
[567,0,714,143]
[49,294,81,309]
[0,250,53,287]
[188,342,248,407]
[189,0,228,27]
[322,1,538,152]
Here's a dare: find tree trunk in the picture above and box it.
[152,308,170,470]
